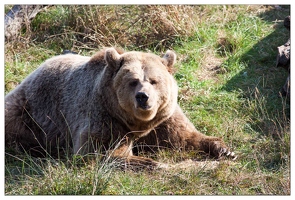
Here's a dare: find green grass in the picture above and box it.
[5,5,290,195]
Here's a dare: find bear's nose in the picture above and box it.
[135,92,149,106]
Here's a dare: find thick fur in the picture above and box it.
[5,48,235,167]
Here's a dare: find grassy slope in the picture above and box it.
[5,5,290,195]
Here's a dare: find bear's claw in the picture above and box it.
[219,147,237,160]
[208,140,237,160]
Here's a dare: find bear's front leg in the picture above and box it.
[137,105,237,160]
[74,132,163,169]
[109,135,165,169]
[169,106,237,159]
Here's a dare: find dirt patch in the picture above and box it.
[196,49,225,82]
[171,159,220,171]
[159,159,237,172]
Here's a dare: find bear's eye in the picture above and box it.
[129,80,138,87]
[150,79,157,85]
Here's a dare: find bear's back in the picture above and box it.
[6,53,108,145]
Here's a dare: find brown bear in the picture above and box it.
[5,48,236,168]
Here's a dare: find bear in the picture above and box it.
[5,47,236,168]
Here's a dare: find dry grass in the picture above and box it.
[25,5,198,52]
[66,5,196,49]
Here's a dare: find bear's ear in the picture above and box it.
[105,48,122,69]
[162,50,176,73]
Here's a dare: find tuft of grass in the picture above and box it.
[5,153,115,195]
[5,5,290,195]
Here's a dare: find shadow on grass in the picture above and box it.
[222,6,290,131]
[220,6,290,171]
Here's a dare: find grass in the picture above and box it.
[4,5,290,195]
[5,154,114,195]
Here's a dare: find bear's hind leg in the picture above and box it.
[5,91,46,156]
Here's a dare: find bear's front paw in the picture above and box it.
[206,139,237,160]
[217,145,237,160]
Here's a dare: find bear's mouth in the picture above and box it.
[134,104,157,122]
[136,103,152,110]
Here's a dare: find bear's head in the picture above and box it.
[104,48,178,129]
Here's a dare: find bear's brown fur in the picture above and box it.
[5,48,236,168]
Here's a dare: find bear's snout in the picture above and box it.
[135,92,149,109]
